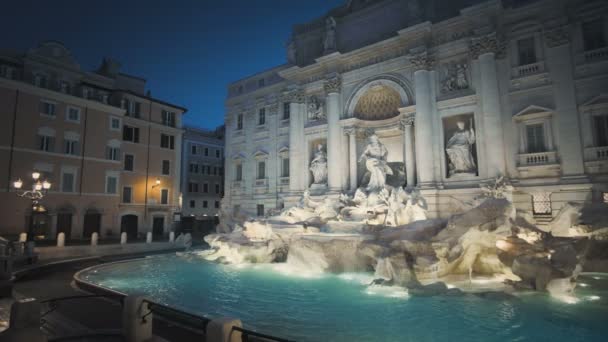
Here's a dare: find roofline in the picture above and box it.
[118,72,147,82]
[228,63,290,85]
[117,89,188,113]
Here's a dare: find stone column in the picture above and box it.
[544,27,585,179]
[287,90,305,193]
[324,75,343,191]
[344,127,358,191]
[472,33,507,178]
[410,52,435,187]
[400,115,416,187]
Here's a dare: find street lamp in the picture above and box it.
[13,171,52,244]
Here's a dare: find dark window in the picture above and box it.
[203,200,208,208]
[204,147,209,156]
[215,201,220,208]
[236,164,242,181]
[161,189,168,204]
[594,115,608,147]
[64,139,78,155]
[106,146,120,161]
[216,149,220,158]
[203,183,209,193]
[162,110,176,127]
[122,186,132,203]
[517,37,536,65]
[237,114,243,130]
[213,167,217,175]
[162,160,170,175]
[583,19,606,51]
[62,172,74,192]
[283,102,290,120]
[282,158,290,177]
[257,161,266,179]
[526,124,546,153]
[124,154,134,171]
[189,200,195,208]
[257,204,264,217]
[188,182,199,193]
[40,101,56,116]
[160,134,175,149]
[215,184,220,194]
[219,167,224,176]
[258,108,266,125]
[38,135,53,152]
[189,163,198,173]
[258,78,265,87]
[191,144,197,154]
[123,126,140,143]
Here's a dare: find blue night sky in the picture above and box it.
[0,0,344,129]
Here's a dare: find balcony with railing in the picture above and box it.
[585,146,608,161]
[511,61,545,78]
[518,151,558,166]
[517,151,560,178]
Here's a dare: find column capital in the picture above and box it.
[409,51,435,71]
[400,114,415,129]
[343,126,356,136]
[544,26,569,48]
[283,89,305,103]
[470,32,505,59]
[267,102,279,114]
[323,74,342,94]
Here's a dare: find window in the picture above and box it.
[64,139,78,155]
[189,200,196,208]
[188,182,199,193]
[189,163,199,173]
[0,65,14,79]
[40,101,56,117]
[582,19,606,51]
[282,158,290,177]
[203,183,209,193]
[106,146,120,161]
[203,200,208,208]
[122,186,132,203]
[161,189,169,205]
[123,125,140,143]
[162,160,170,175]
[38,135,53,152]
[219,167,224,176]
[124,100,141,118]
[283,102,290,120]
[106,175,118,194]
[215,184,220,194]
[191,144,197,155]
[526,124,546,153]
[594,115,608,147]
[257,161,266,179]
[257,204,264,217]
[206,165,211,174]
[237,114,243,130]
[34,74,47,88]
[258,108,266,125]
[236,164,243,181]
[124,154,134,171]
[215,201,220,209]
[59,81,70,94]
[82,87,91,99]
[161,134,175,149]
[213,167,217,175]
[162,110,176,127]
[237,85,243,94]
[532,192,551,215]
[110,117,121,131]
[204,147,209,156]
[216,149,221,158]
[61,172,75,193]
[517,37,536,66]
[66,106,81,123]
[258,78,265,87]
[603,192,608,204]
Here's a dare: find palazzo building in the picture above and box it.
[225,0,608,219]
[181,125,225,219]
[0,41,186,240]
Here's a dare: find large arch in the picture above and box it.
[345,74,413,120]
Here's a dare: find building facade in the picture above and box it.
[0,41,186,240]
[181,126,225,218]
[224,0,608,219]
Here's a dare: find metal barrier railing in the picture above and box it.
[144,300,211,333]
[233,326,295,342]
[40,294,124,319]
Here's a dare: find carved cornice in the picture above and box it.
[470,32,505,59]
[544,27,569,48]
[283,89,305,103]
[267,102,279,114]
[409,51,434,71]
[324,75,342,94]
[400,114,415,128]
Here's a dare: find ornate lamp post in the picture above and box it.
[13,172,52,245]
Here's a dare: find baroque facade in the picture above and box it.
[224,0,608,219]
[0,41,186,240]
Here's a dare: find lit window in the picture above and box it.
[603,192,608,204]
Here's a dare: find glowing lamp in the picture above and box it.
[156,178,161,186]
[32,172,41,180]
[13,179,23,189]
[42,180,51,190]
[34,182,42,191]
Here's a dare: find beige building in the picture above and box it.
[0,41,186,241]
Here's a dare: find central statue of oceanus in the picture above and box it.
[359,134,393,191]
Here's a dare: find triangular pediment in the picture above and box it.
[252,149,269,159]
[231,152,246,161]
[277,145,289,154]
[581,94,608,108]
[513,105,553,121]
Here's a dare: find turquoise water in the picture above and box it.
[80,254,608,342]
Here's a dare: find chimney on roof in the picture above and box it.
[98,57,121,78]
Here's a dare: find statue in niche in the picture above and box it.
[307,96,325,121]
[446,119,476,176]
[286,38,296,65]
[441,63,469,93]
[309,144,328,184]
[359,134,393,192]
[456,64,468,89]
[323,17,337,54]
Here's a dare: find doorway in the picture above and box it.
[56,212,73,240]
[83,211,101,238]
[152,217,164,240]
[121,215,138,240]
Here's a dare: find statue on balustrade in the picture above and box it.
[445,120,476,176]
[310,144,328,184]
[323,17,337,54]
[359,134,393,191]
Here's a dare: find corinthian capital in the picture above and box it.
[409,52,435,71]
[324,75,342,94]
[470,32,505,59]
[283,89,305,103]
[400,114,415,128]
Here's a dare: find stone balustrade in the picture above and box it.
[584,146,608,161]
[518,151,558,166]
[512,61,544,78]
